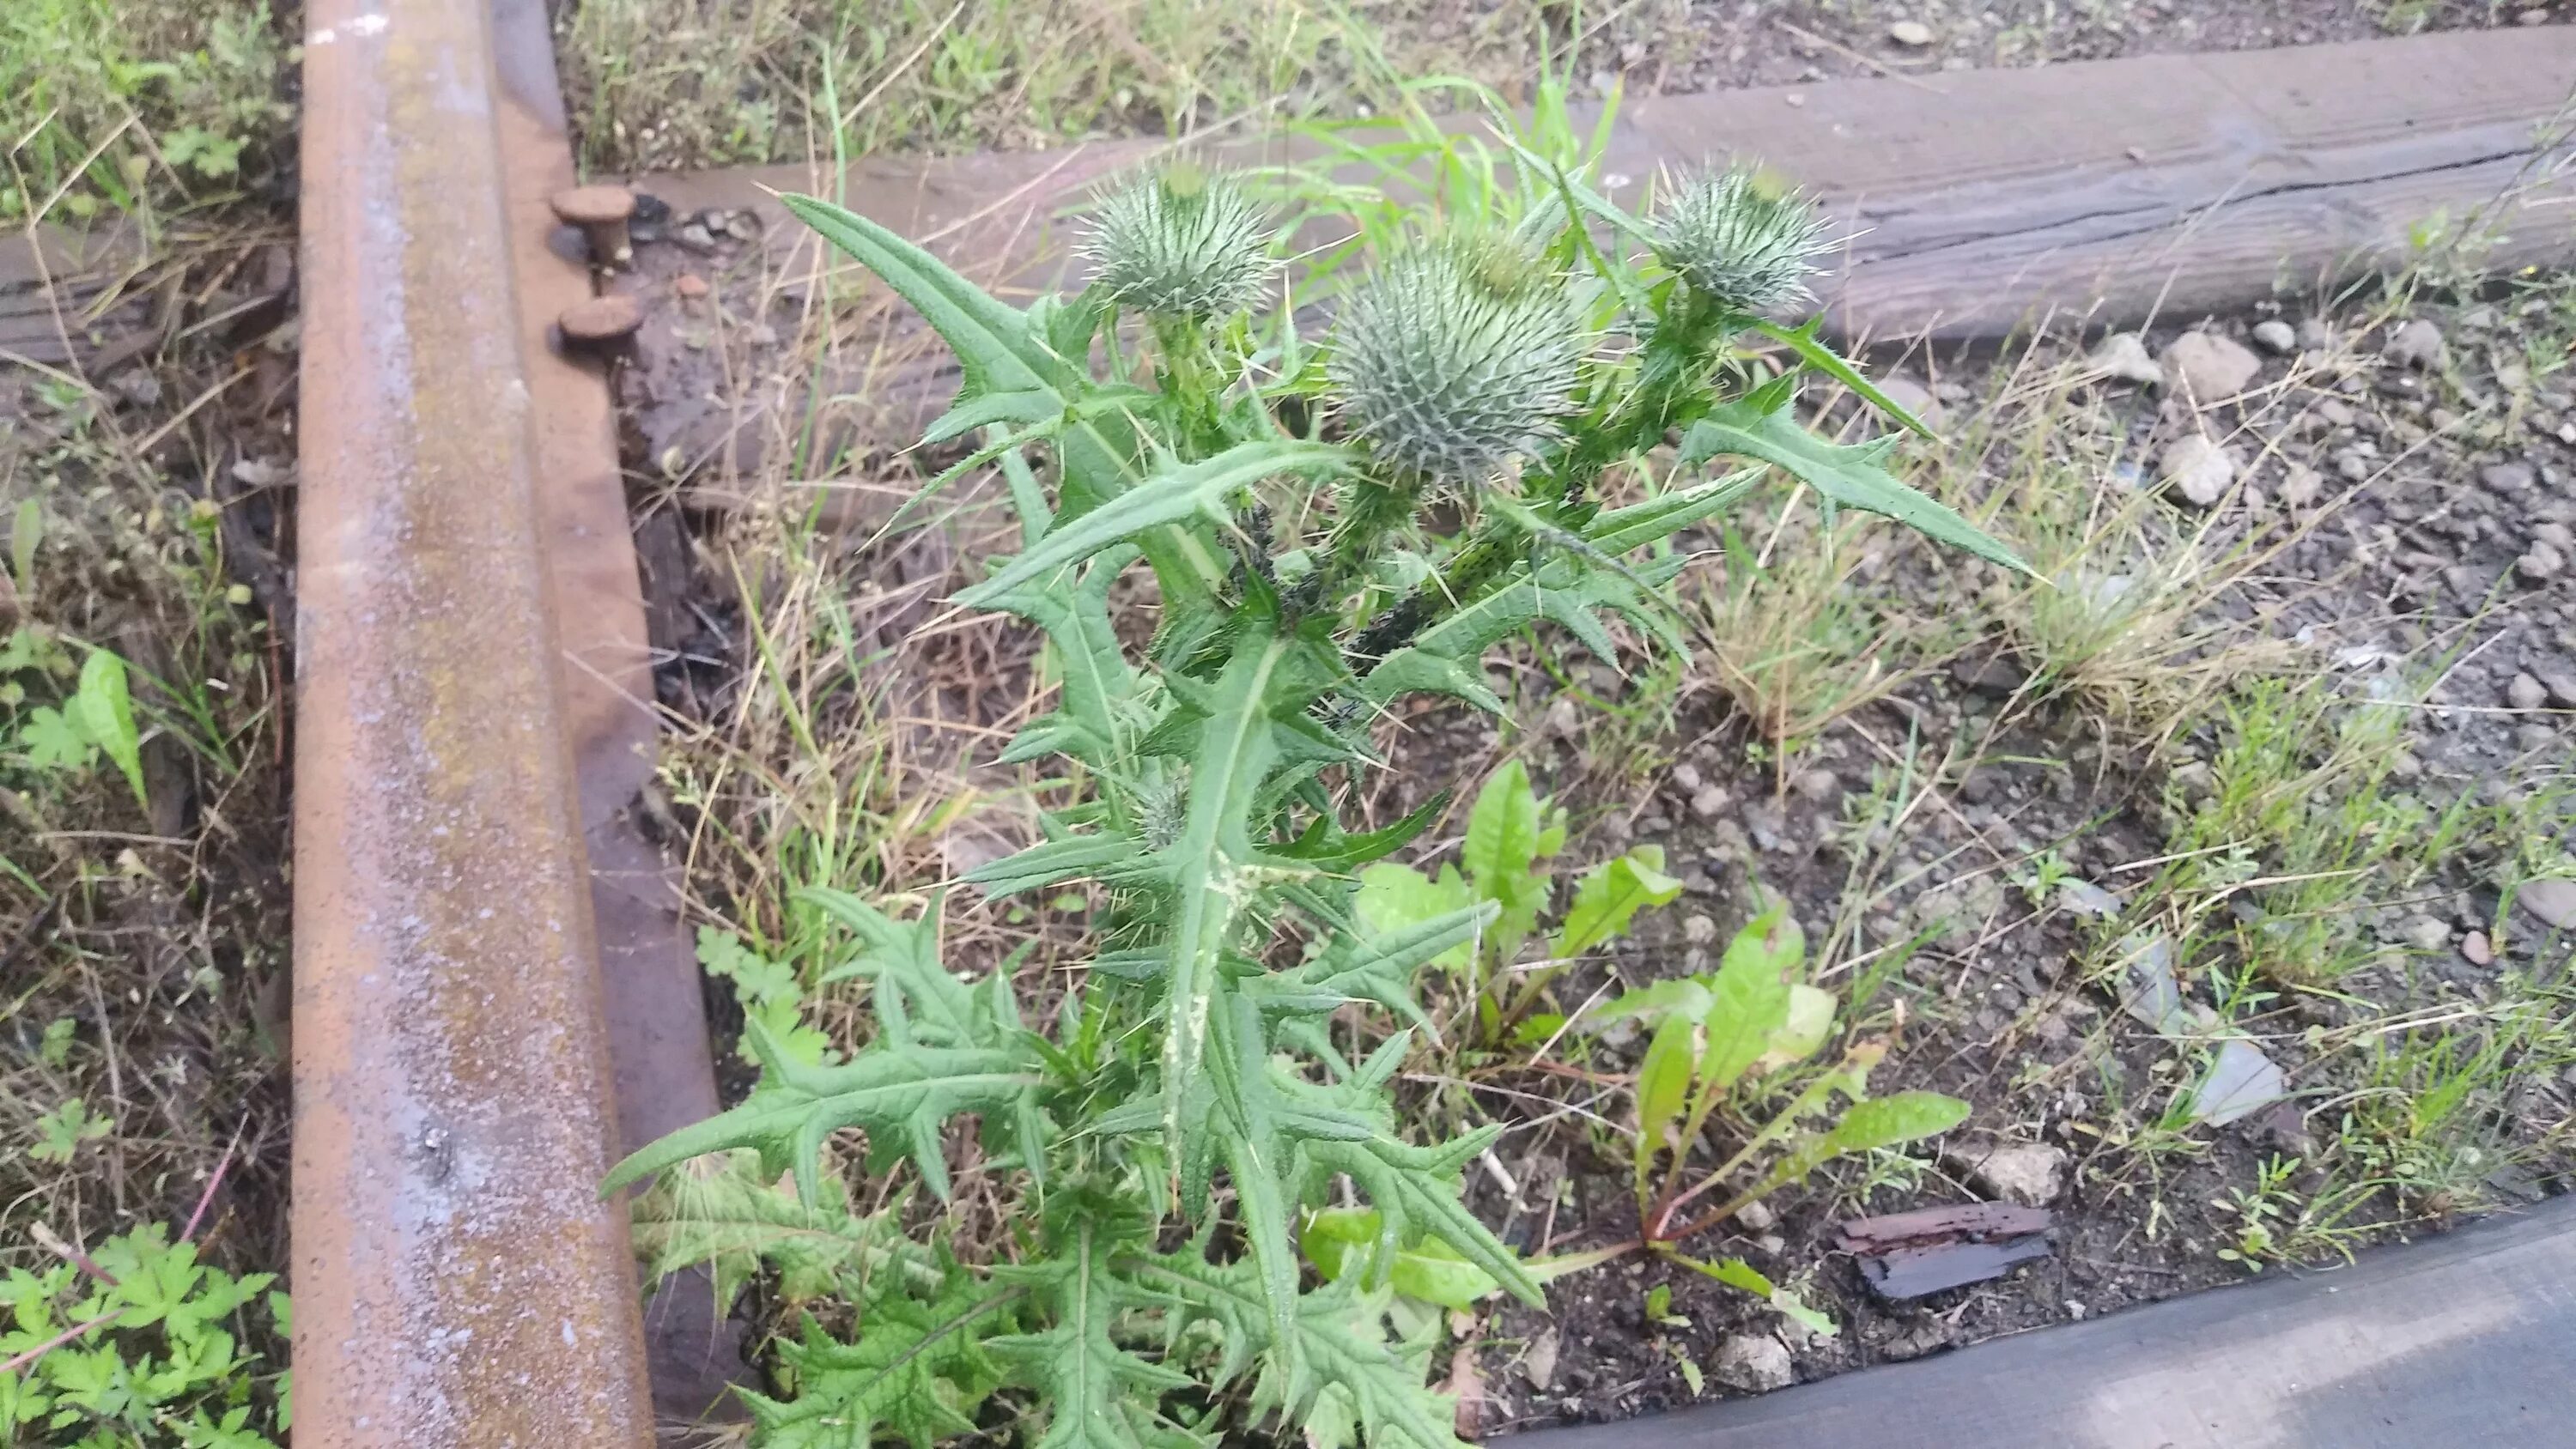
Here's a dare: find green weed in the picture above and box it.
[606,122,2017,1444]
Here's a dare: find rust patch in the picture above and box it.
[291,0,653,1441]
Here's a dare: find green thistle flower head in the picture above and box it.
[1326,235,1585,483]
[1078,162,1275,319]
[1650,167,1833,313]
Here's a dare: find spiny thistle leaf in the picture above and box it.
[1679,388,2032,575]
[1303,1130,1543,1309]
[1649,167,1833,314]
[598,1016,1044,1208]
[1079,165,1277,319]
[742,1284,1015,1449]
[956,440,1358,609]
[982,552,1144,770]
[991,1222,1193,1449]
[1135,1258,1467,1449]
[627,1150,928,1312]
[1327,236,1585,482]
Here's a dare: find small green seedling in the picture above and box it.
[1,1223,289,1446]
[30,1097,113,1166]
[1358,761,1685,1041]
[1584,898,1968,1325]
[3,637,148,809]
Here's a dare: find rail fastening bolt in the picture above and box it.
[550,185,638,267]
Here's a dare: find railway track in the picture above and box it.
[283,5,2576,1443]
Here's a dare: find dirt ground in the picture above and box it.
[1394,287,2575,1426]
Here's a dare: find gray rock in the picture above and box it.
[2057,879,2124,919]
[2509,672,2549,712]
[1871,373,1943,428]
[1792,767,1842,803]
[2295,318,2335,352]
[2279,465,2324,509]
[1522,1327,1559,1390]
[674,221,720,252]
[1887,20,1935,46]
[1683,913,1718,945]
[2518,540,2566,582]
[1712,1333,1795,1393]
[2385,318,2446,370]
[2536,669,2576,710]
[1958,1140,2069,1205]
[2403,916,2453,952]
[2191,1039,2287,1126]
[2516,878,2576,930]
[2160,331,2262,403]
[2482,460,2537,493]
[2157,433,2237,507]
[1735,1199,1777,1231]
[2317,397,2357,428]
[2251,318,2298,355]
[2085,332,2163,387]
[1690,785,1728,819]
[2334,447,2372,483]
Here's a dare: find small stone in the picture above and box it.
[2191,1039,2287,1125]
[2160,330,2262,403]
[1522,1327,1559,1390]
[2296,318,2335,352]
[674,221,719,252]
[2084,331,2163,387]
[674,273,710,300]
[2520,7,2551,24]
[2317,397,2357,427]
[1792,767,1842,803]
[2385,318,2446,370]
[1887,19,1935,46]
[2509,672,2549,712]
[1690,785,1727,819]
[1735,1199,1777,1232]
[108,368,163,409]
[2403,916,2453,952]
[2244,1100,2315,1157]
[1871,373,1944,428]
[1712,1333,1795,1393]
[2157,433,2237,507]
[1683,914,1718,946]
[1672,761,1703,792]
[1951,655,2026,698]
[2461,931,2495,967]
[2536,669,2576,710]
[2251,318,2298,355]
[2335,447,2372,482]
[2518,540,2566,581]
[2279,465,2323,509]
[2483,460,2537,493]
[2518,878,2576,929]
[1958,1141,2068,1205]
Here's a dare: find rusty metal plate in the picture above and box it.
[291,0,653,1441]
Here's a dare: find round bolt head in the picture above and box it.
[549,185,636,227]
[558,293,645,349]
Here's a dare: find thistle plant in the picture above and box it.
[606,152,2022,1448]
[1649,167,1835,315]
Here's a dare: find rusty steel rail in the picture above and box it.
[292,0,657,1440]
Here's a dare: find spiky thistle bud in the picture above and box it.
[1326,235,1584,483]
[1078,162,1274,319]
[1649,167,1833,314]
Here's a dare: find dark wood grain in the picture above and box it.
[637,27,2576,351]
[1529,1197,2576,1449]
